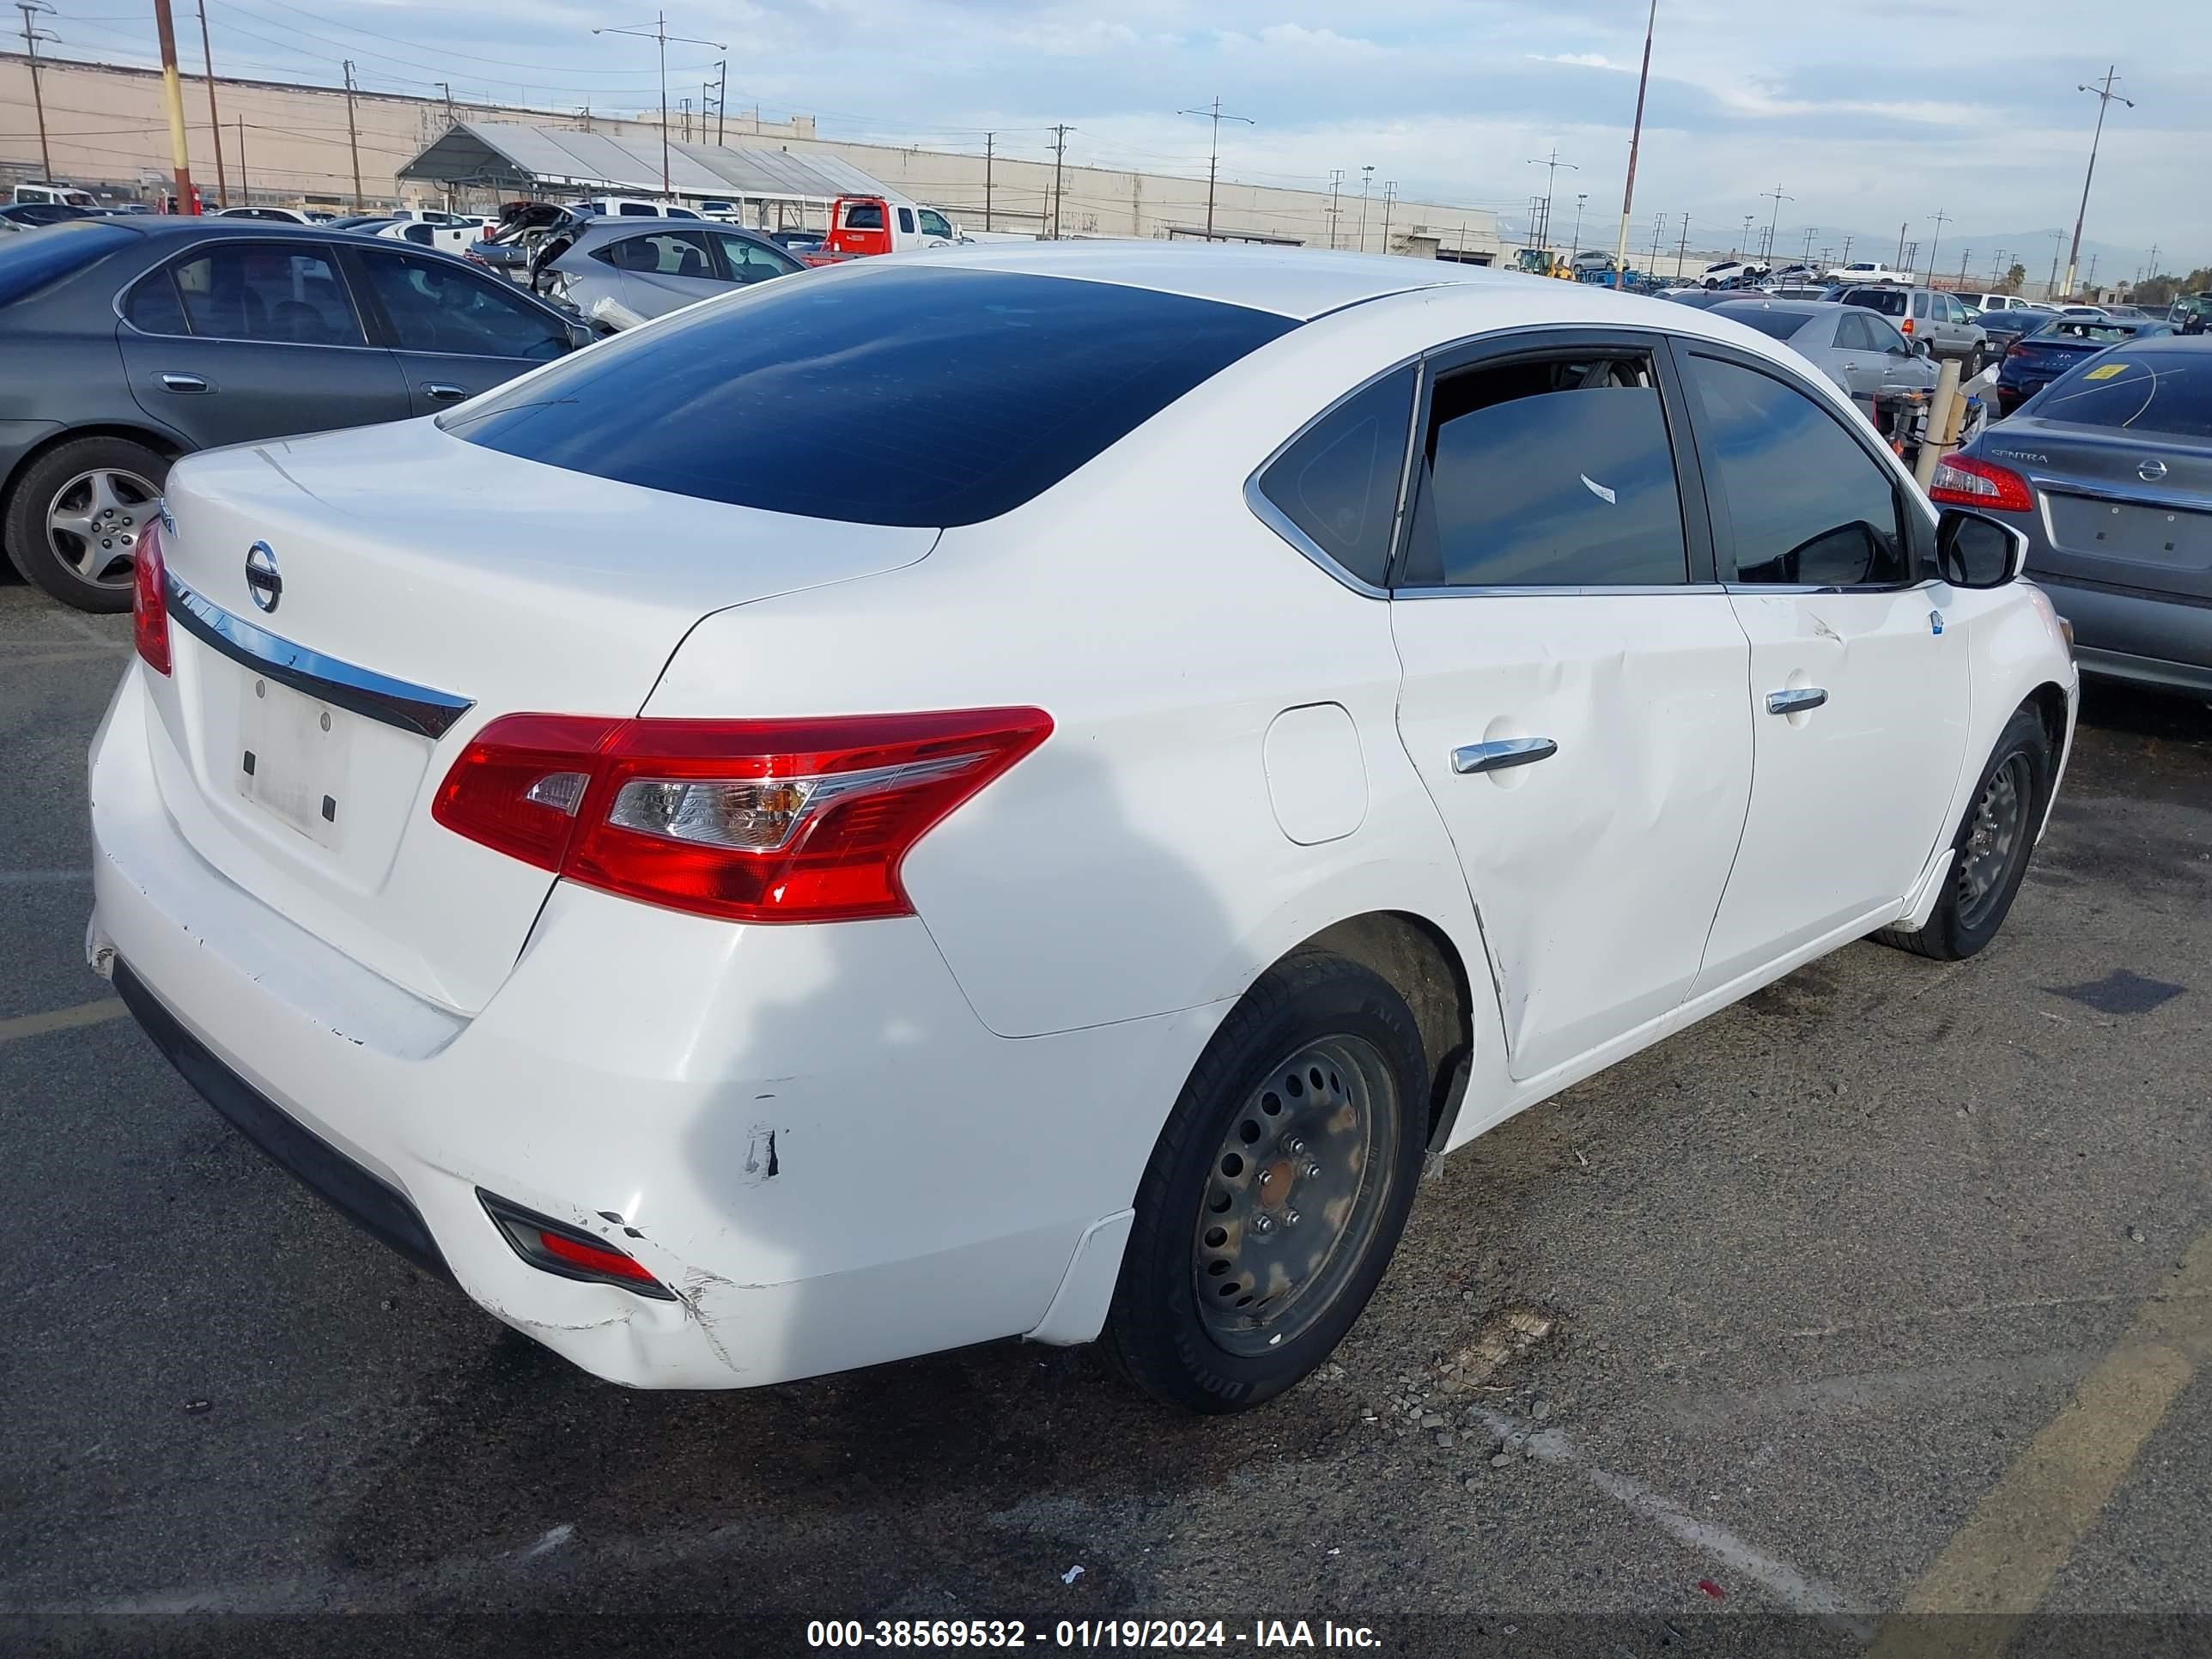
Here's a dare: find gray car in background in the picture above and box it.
[1835,285,1989,371]
[1708,297,1939,410]
[1938,335,2212,694]
[529,218,805,330]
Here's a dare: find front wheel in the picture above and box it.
[1878,706,2053,961]
[1104,951,1429,1413]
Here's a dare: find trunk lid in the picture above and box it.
[1994,416,2212,601]
[147,417,936,1012]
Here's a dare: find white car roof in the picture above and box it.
[906,240,1506,320]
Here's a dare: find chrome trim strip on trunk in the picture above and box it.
[163,574,475,739]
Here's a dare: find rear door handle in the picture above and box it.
[422,382,469,403]
[1452,737,1558,775]
[159,373,209,393]
[1765,687,1828,715]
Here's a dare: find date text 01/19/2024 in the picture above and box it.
[805,1620,1382,1650]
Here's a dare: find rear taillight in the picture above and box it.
[434,707,1052,923]
[133,517,171,676]
[1929,454,2033,512]
[1901,317,1914,335]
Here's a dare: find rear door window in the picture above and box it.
[1397,351,1690,588]
[1253,367,1415,588]
[598,229,718,276]
[444,264,1296,526]
[710,234,798,283]
[1836,312,1879,351]
[897,207,916,234]
[169,243,363,345]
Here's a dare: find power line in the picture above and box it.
[1176,96,1253,240]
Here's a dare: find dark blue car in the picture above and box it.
[1994,316,2172,413]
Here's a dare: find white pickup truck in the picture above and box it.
[1823,259,1909,285]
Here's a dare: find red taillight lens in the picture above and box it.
[434,708,1052,923]
[477,1190,674,1298]
[1929,454,2034,512]
[536,1229,665,1285]
[133,517,171,676]
[1901,317,1914,335]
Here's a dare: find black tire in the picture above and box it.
[2,434,170,613]
[1878,706,2053,961]
[1103,951,1429,1413]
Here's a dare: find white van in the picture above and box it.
[13,181,97,209]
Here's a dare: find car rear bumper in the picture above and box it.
[89,667,1213,1388]
[2031,574,2212,692]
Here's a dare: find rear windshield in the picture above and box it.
[0,221,135,306]
[1840,289,1905,316]
[1715,306,1815,341]
[446,264,1297,526]
[2033,352,2212,438]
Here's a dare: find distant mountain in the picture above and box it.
[1759,225,2176,283]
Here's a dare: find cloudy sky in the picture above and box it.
[41,0,2209,269]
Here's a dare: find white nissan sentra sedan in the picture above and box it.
[88,245,2075,1412]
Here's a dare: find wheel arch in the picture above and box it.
[1279,909,1476,1153]
[1,422,187,522]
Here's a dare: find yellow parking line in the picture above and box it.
[1868,1230,2212,1658]
[0,997,131,1044]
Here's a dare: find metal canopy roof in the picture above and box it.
[398,122,895,205]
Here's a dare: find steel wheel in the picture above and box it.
[46,467,159,589]
[1192,1034,1401,1357]
[1957,750,2031,930]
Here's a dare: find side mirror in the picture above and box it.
[1912,337,1932,358]
[1936,507,2027,588]
[567,321,595,352]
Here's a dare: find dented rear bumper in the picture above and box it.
[88,667,1214,1388]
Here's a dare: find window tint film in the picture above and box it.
[1255,367,1415,586]
[1684,354,1908,587]
[1399,354,1688,587]
[714,234,797,282]
[356,248,567,361]
[0,221,135,307]
[173,244,362,346]
[447,265,1297,526]
[1836,312,1877,350]
[843,202,884,231]
[2031,351,2212,438]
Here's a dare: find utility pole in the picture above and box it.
[2086,252,2100,292]
[1674,213,1690,280]
[592,12,728,198]
[191,0,228,205]
[1739,213,1753,258]
[1380,179,1396,252]
[1893,221,1910,272]
[1526,145,1577,250]
[679,95,690,142]
[1839,234,1852,266]
[235,114,246,202]
[1958,248,1971,287]
[2047,228,2065,299]
[1759,183,1790,262]
[715,59,726,143]
[14,2,57,183]
[1178,97,1253,240]
[1327,167,1343,250]
[1801,226,1814,264]
[1644,210,1666,276]
[340,59,362,210]
[1358,165,1373,252]
[2063,67,2131,298]
[1569,191,1587,259]
[1990,249,2005,287]
[1924,207,1951,286]
[1609,0,1657,287]
[982,132,994,232]
[151,0,198,211]
[1048,123,1071,239]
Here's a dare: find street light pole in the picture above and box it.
[1526,146,1578,252]
[13,2,57,183]
[2063,66,2132,299]
[1178,97,1254,241]
[1569,191,1587,260]
[592,11,728,198]
[1759,183,1790,263]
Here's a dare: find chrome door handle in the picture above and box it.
[422,382,469,403]
[159,373,209,392]
[1765,687,1829,715]
[1452,737,1558,775]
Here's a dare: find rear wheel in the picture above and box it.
[1105,951,1428,1413]
[1878,707,2052,961]
[3,434,170,613]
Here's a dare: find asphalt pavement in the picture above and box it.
[2,582,2208,1658]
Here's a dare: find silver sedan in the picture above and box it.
[530,219,805,331]
[1709,298,1939,412]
